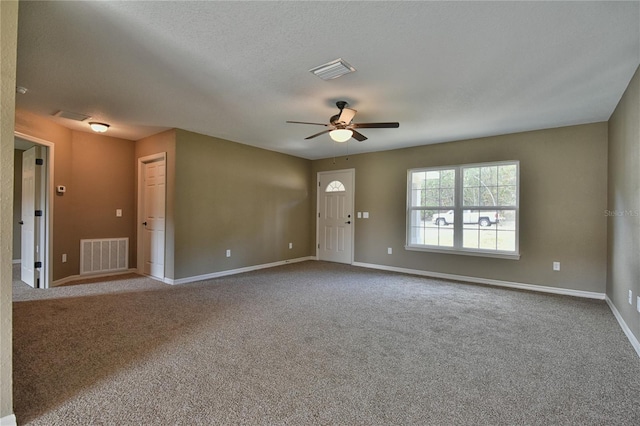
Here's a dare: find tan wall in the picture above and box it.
[69,131,136,271]
[135,130,176,278]
[0,0,18,419]
[13,150,22,260]
[15,110,136,281]
[607,65,640,342]
[312,122,609,293]
[172,129,312,279]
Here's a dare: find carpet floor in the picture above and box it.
[12,261,640,425]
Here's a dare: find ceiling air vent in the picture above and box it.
[309,58,356,81]
[53,110,91,122]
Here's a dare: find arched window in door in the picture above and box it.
[325,180,346,192]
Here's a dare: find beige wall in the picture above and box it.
[172,129,312,279]
[312,122,609,293]
[13,150,22,260]
[1,0,18,420]
[15,110,137,281]
[607,65,640,342]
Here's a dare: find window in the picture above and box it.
[406,161,519,258]
[326,180,346,192]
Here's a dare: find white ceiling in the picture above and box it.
[15,1,640,160]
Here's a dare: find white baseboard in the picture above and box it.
[352,262,606,300]
[52,268,138,287]
[12,259,20,264]
[0,414,17,426]
[165,256,315,285]
[605,296,640,358]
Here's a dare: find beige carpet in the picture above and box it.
[12,262,640,425]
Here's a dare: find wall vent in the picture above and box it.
[80,238,128,275]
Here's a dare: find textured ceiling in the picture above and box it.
[15,1,640,159]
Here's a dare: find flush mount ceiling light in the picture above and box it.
[329,129,353,142]
[89,122,110,133]
[309,58,356,81]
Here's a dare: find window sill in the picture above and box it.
[404,245,521,260]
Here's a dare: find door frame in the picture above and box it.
[137,152,167,280]
[14,131,53,289]
[316,168,355,264]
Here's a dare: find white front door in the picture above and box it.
[139,154,166,279]
[21,146,42,287]
[317,169,354,264]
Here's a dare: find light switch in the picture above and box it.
[363,212,369,219]
[116,209,122,217]
[357,212,362,218]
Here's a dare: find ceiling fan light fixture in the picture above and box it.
[330,129,353,142]
[89,122,110,133]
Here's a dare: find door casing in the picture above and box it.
[316,168,355,264]
[14,131,53,289]
[137,152,167,280]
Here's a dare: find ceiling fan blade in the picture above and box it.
[351,130,368,142]
[286,121,329,126]
[338,107,357,125]
[351,122,400,129]
[305,129,333,140]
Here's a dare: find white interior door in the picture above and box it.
[21,146,42,287]
[139,155,166,279]
[317,169,354,264]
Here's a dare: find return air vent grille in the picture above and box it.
[80,238,128,275]
[53,110,91,122]
[309,58,356,80]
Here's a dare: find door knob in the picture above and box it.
[142,221,148,226]
[19,221,24,225]
[345,221,351,224]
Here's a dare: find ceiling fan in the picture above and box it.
[286,101,399,142]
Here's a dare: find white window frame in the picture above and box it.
[405,160,520,260]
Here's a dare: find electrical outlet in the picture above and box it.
[387,247,393,255]
[116,209,122,217]
[629,290,633,305]
[62,253,67,263]
[289,242,293,249]
[553,262,560,271]
[226,249,231,258]
[363,212,369,218]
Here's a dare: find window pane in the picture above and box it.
[463,186,479,207]
[439,188,454,206]
[497,185,517,206]
[440,169,455,188]
[499,164,517,186]
[409,209,454,247]
[480,185,498,207]
[412,171,426,188]
[410,169,456,207]
[462,209,516,251]
[424,189,439,206]
[463,167,479,187]
[326,180,345,192]
[480,166,498,186]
